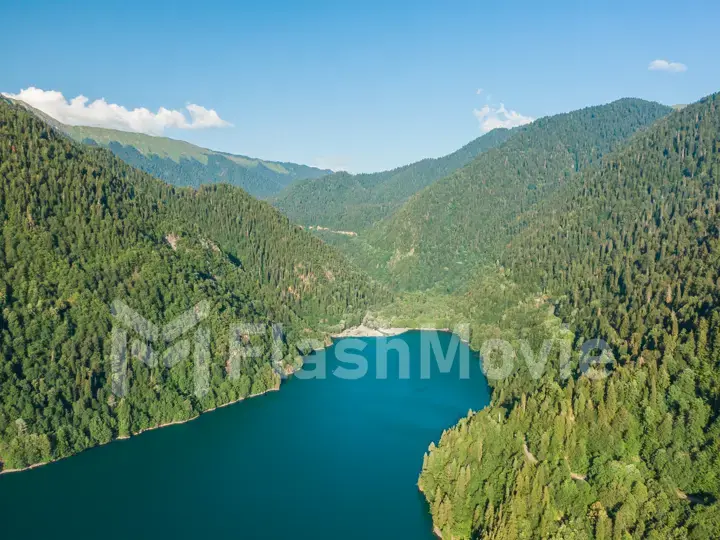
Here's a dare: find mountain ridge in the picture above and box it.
[417,92,720,538]
[6,97,331,198]
[359,98,674,290]
[272,127,516,232]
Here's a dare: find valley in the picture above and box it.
[2,68,720,540]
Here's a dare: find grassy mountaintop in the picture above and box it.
[66,125,213,162]
[8,98,330,198]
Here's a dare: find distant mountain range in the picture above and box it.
[7,98,331,198]
[272,127,515,232]
[325,98,674,290]
[6,86,720,539]
[375,98,674,288]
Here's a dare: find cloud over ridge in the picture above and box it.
[2,87,232,135]
[473,103,534,132]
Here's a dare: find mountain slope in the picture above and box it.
[272,128,515,232]
[419,93,720,538]
[365,99,673,291]
[7,99,330,198]
[0,98,384,470]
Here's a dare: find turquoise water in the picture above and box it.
[0,331,490,539]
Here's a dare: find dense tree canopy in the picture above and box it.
[5,81,720,538]
[0,99,385,471]
[359,99,673,290]
[272,128,514,233]
[418,94,720,538]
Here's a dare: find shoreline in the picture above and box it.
[330,324,411,338]
[0,384,283,476]
[330,322,455,339]
[1,326,473,480]
[334,319,476,540]
[1,324,475,539]
[418,482,444,539]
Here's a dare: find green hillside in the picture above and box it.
[272,128,515,232]
[418,94,720,538]
[7,100,331,198]
[363,99,673,291]
[5,84,720,538]
[0,99,384,470]
[67,125,331,198]
[66,125,213,162]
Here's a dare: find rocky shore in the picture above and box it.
[330,324,410,338]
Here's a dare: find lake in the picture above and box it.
[0,330,490,539]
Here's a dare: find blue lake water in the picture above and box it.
[0,330,490,539]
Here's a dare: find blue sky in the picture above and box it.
[2,0,719,172]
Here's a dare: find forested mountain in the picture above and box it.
[272,128,514,232]
[5,81,720,538]
[0,99,384,471]
[418,93,720,538]
[363,99,673,291]
[8,100,331,198]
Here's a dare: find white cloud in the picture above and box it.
[476,88,484,95]
[473,103,534,132]
[313,155,352,172]
[2,87,232,135]
[185,103,231,129]
[648,59,687,73]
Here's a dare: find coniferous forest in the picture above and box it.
[357,99,674,290]
[64,123,332,198]
[417,93,720,538]
[3,80,720,538]
[0,99,384,470]
[272,127,515,233]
